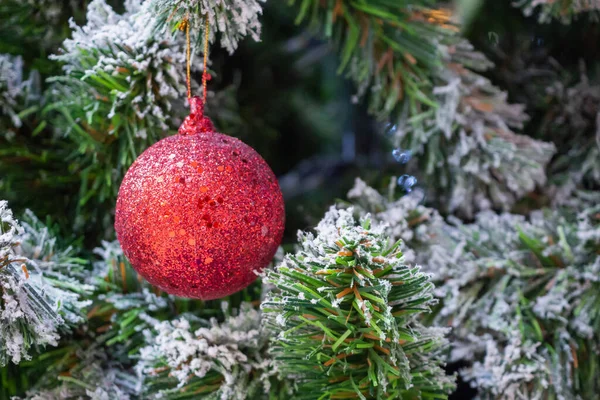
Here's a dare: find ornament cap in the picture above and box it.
[178,96,215,136]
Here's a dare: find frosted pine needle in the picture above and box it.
[151,0,265,54]
[0,201,91,367]
[48,0,194,223]
[514,0,600,23]
[391,39,556,217]
[428,198,600,399]
[137,303,285,399]
[262,206,455,399]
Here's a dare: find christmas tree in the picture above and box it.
[1,0,599,399]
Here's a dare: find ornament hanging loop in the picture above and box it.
[178,15,192,99]
[177,12,214,136]
[202,13,210,104]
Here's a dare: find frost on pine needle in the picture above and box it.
[0,54,39,135]
[262,206,455,399]
[0,200,22,266]
[23,347,139,400]
[514,0,600,23]
[346,177,445,265]
[429,199,600,399]
[89,240,169,350]
[541,62,600,203]
[151,0,265,54]
[461,334,551,400]
[137,303,284,399]
[0,55,26,130]
[391,40,556,217]
[48,0,192,215]
[51,0,188,134]
[0,201,91,367]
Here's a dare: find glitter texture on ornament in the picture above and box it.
[115,97,285,300]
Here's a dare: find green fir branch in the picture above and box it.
[514,0,600,23]
[150,0,265,53]
[0,201,92,376]
[426,196,600,399]
[289,0,456,119]
[263,206,454,399]
[45,0,190,233]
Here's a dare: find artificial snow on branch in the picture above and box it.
[0,201,91,367]
[137,303,287,399]
[47,0,191,219]
[151,0,265,54]
[346,177,444,265]
[395,39,555,216]
[289,0,454,119]
[17,240,169,398]
[346,180,600,398]
[292,1,556,216]
[262,206,455,399]
[514,0,600,23]
[542,62,600,202]
[74,241,286,399]
[427,196,600,399]
[50,0,189,133]
[0,54,39,135]
[22,347,138,400]
[88,240,169,356]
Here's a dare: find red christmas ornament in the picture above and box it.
[115,97,285,300]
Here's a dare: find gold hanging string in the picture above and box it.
[178,15,192,99]
[178,13,210,103]
[186,17,192,99]
[202,14,210,104]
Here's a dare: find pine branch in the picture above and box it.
[394,39,555,217]
[14,240,192,398]
[290,0,455,119]
[0,0,85,65]
[458,21,599,207]
[293,1,556,216]
[540,61,600,201]
[0,201,92,368]
[18,239,278,399]
[514,0,600,23]
[263,206,455,399]
[21,346,138,399]
[0,50,79,232]
[150,0,265,54]
[137,303,288,399]
[346,180,600,398]
[425,194,600,399]
[45,0,191,230]
[87,239,269,349]
[0,54,38,134]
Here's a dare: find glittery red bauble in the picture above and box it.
[115,97,285,300]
